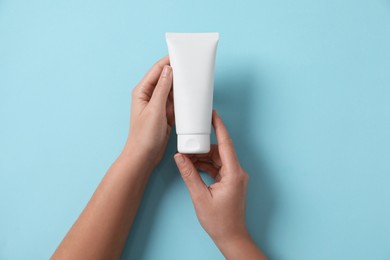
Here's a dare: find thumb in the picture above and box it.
[150,65,172,108]
[174,153,210,201]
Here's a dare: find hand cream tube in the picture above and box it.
[166,32,219,154]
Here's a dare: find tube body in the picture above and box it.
[166,32,219,154]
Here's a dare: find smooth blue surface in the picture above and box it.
[1,0,390,259]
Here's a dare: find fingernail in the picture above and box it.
[174,154,185,164]
[161,65,171,78]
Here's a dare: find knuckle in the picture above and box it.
[235,169,249,183]
[219,137,234,146]
[181,165,194,178]
[131,86,138,97]
[156,59,164,67]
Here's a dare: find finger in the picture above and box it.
[191,144,222,168]
[167,89,175,126]
[194,161,220,180]
[150,65,173,108]
[166,93,175,127]
[212,110,239,170]
[189,144,222,170]
[167,89,174,111]
[168,88,173,102]
[174,153,210,201]
[136,55,170,99]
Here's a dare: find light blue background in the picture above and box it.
[1,0,390,259]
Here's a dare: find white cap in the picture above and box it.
[178,134,210,154]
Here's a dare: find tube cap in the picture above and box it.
[178,134,210,154]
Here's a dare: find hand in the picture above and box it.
[52,56,174,260]
[174,110,266,259]
[124,56,174,167]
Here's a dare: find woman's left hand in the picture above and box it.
[124,56,174,167]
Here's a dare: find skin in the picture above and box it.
[52,56,266,260]
[174,111,266,260]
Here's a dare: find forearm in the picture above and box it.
[215,232,267,260]
[52,149,153,260]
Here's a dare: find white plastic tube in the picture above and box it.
[166,32,219,154]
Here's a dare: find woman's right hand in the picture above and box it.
[174,110,266,260]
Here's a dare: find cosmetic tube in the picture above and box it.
[166,32,219,154]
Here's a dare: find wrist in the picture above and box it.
[124,135,160,165]
[213,229,251,250]
[118,142,155,176]
[214,230,266,260]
